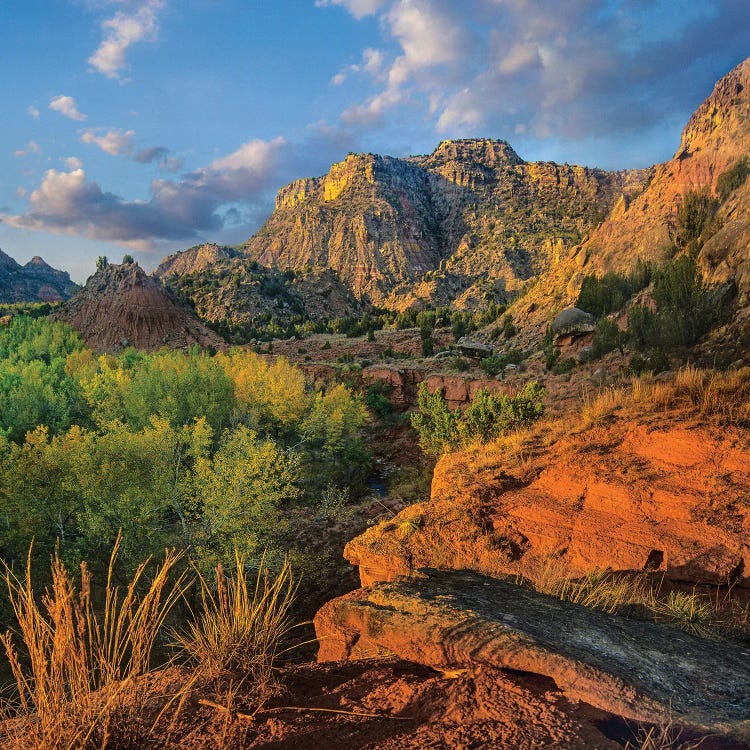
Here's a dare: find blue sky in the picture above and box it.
[1,0,749,282]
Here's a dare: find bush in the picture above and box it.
[365,382,394,418]
[411,381,545,456]
[717,156,749,202]
[552,357,576,375]
[576,260,652,318]
[591,318,625,360]
[675,190,719,251]
[448,356,470,372]
[480,348,525,377]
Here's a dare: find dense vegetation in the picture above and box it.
[0,317,369,586]
[411,381,545,456]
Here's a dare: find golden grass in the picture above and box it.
[581,366,750,427]
[0,536,188,750]
[624,719,704,750]
[523,559,649,615]
[174,553,296,692]
[648,591,720,639]
[523,557,745,644]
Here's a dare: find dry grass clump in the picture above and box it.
[523,558,746,643]
[581,366,750,427]
[174,553,296,693]
[0,537,187,750]
[624,719,704,750]
[523,559,649,615]
[648,591,718,638]
[581,387,628,425]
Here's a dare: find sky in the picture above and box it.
[0,0,749,282]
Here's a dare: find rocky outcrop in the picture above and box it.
[0,248,79,304]
[315,570,750,737]
[345,418,750,589]
[238,139,641,309]
[153,243,237,280]
[54,262,224,352]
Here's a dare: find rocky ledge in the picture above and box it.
[315,569,750,741]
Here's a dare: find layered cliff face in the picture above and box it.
[55,262,224,352]
[500,58,750,347]
[242,139,642,308]
[0,248,79,304]
[583,57,750,273]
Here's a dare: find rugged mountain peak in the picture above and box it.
[0,247,78,303]
[55,262,224,352]
[426,138,524,167]
[0,248,21,271]
[678,57,750,158]
[25,256,52,270]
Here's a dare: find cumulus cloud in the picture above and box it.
[325,0,750,148]
[27,106,40,119]
[2,137,287,247]
[64,156,84,170]
[80,128,136,156]
[49,95,87,121]
[15,187,27,198]
[14,141,40,158]
[134,146,183,172]
[88,0,165,79]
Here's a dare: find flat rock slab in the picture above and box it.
[315,570,750,738]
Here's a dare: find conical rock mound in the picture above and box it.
[55,262,224,352]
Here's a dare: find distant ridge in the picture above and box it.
[0,248,79,304]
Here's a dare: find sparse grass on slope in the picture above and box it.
[582,366,750,426]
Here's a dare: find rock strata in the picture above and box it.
[315,570,750,737]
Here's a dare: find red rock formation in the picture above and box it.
[344,409,750,589]
[54,262,224,352]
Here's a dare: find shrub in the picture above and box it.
[716,156,750,202]
[552,357,576,375]
[591,317,625,359]
[576,260,652,318]
[411,381,545,455]
[420,325,434,357]
[501,314,516,339]
[675,190,719,250]
[365,382,394,418]
[448,356,470,372]
[479,348,525,377]
[626,255,718,354]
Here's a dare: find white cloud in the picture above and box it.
[27,106,40,119]
[15,187,27,198]
[315,0,386,19]
[14,141,41,158]
[49,95,87,121]
[64,156,84,170]
[322,0,750,149]
[2,137,288,246]
[88,0,165,79]
[80,128,136,156]
[331,47,385,85]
